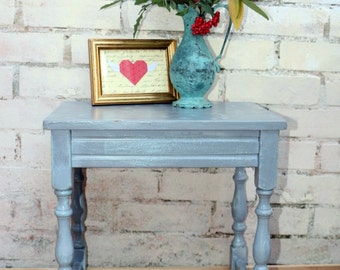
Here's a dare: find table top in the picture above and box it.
[43,101,287,131]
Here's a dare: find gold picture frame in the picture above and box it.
[88,39,178,105]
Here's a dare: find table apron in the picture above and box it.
[71,154,259,168]
[72,137,259,156]
[71,131,260,168]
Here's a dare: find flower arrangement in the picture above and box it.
[102,0,268,37]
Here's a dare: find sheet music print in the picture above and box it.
[100,49,169,95]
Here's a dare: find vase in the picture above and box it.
[170,7,219,109]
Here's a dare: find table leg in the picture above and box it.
[253,188,273,270]
[55,188,73,270]
[230,167,248,270]
[72,168,87,270]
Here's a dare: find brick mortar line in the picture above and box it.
[1,27,339,43]
[98,230,340,240]
[270,203,340,209]
[0,63,90,69]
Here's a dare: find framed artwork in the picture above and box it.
[88,39,178,105]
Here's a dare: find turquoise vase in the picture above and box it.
[170,7,218,109]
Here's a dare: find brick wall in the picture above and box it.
[0,0,339,268]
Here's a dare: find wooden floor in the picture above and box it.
[3,266,340,270]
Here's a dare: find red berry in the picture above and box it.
[191,13,220,35]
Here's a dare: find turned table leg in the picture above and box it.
[51,130,74,270]
[230,167,248,270]
[55,189,73,270]
[253,188,273,270]
[72,168,87,270]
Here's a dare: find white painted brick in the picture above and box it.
[72,35,91,64]
[0,0,15,25]
[23,0,121,30]
[87,232,230,266]
[0,99,61,130]
[280,41,340,72]
[226,72,320,105]
[324,73,340,106]
[208,37,277,70]
[309,175,340,206]
[73,35,96,65]
[278,139,317,170]
[210,203,258,235]
[124,3,182,33]
[320,141,340,172]
[86,199,118,233]
[160,168,256,203]
[273,173,340,205]
[210,204,233,234]
[0,33,64,63]
[0,66,14,99]
[86,227,340,266]
[211,205,310,236]
[330,8,340,38]
[330,240,340,264]
[0,168,55,232]
[73,31,166,64]
[271,207,310,235]
[0,191,49,231]
[19,66,91,99]
[206,72,227,102]
[20,132,51,169]
[269,107,340,138]
[0,131,17,161]
[271,238,340,264]
[284,0,338,3]
[313,208,340,236]
[118,202,211,233]
[72,33,131,64]
[86,168,159,201]
[0,229,55,268]
[242,6,328,37]
[121,2,141,35]
[161,168,233,202]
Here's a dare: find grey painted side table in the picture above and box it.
[43,101,287,270]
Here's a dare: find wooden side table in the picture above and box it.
[43,101,286,270]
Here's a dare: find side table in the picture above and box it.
[43,101,286,270]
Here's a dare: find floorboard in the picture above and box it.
[2,265,340,270]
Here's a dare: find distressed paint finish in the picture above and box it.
[230,168,248,270]
[51,130,73,270]
[43,101,286,270]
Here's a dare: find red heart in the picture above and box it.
[119,60,147,85]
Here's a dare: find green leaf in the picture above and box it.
[162,0,171,10]
[100,0,122,10]
[170,0,177,10]
[133,3,152,37]
[152,0,162,5]
[241,0,269,20]
[135,0,149,5]
[200,3,214,15]
[152,0,170,9]
[176,7,189,16]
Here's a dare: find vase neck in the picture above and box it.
[181,7,202,40]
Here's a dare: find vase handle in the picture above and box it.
[214,17,232,73]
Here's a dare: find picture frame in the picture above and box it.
[88,39,178,105]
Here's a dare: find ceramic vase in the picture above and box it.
[170,7,219,109]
